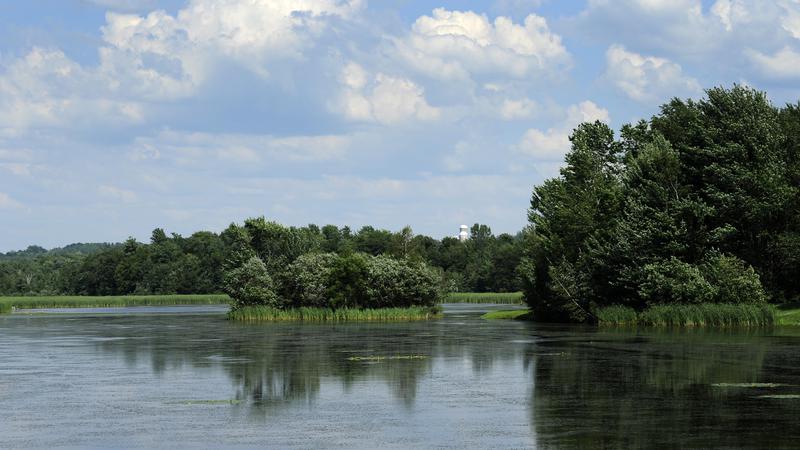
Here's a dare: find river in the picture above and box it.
[1,304,799,448]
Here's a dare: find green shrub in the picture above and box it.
[639,258,716,305]
[366,255,440,308]
[222,256,280,309]
[703,254,767,304]
[325,253,370,308]
[280,253,338,308]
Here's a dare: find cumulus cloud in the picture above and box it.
[574,0,797,57]
[0,48,144,130]
[499,98,537,120]
[516,101,610,160]
[605,45,701,102]
[395,8,570,82]
[0,0,364,131]
[746,46,800,80]
[334,62,440,124]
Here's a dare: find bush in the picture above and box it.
[639,258,716,305]
[703,254,767,304]
[224,252,444,311]
[366,255,440,308]
[325,253,370,309]
[222,256,280,309]
[280,253,338,308]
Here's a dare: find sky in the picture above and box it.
[2,0,800,251]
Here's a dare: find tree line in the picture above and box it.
[0,221,523,296]
[523,85,800,322]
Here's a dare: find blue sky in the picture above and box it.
[2,0,800,251]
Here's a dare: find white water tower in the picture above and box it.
[458,224,469,242]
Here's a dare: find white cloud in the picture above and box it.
[0,192,22,209]
[516,101,610,160]
[500,98,537,120]
[0,0,365,131]
[99,185,138,203]
[605,45,701,102]
[131,130,352,165]
[574,0,796,60]
[334,63,440,124]
[0,48,145,130]
[746,46,800,80]
[396,8,570,81]
[782,0,800,39]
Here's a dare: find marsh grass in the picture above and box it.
[776,303,800,326]
[228,306,442,322]
[0,294,229,312]
[481,309,533,320]
[594,305,639,325]
[597,304,777,327]
[443,292,523,304]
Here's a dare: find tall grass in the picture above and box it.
[0,294,230,312]
[597,303,777,327]
[442,292,523,304]
[228,306,442,322]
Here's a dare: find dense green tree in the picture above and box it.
[523,85,790,322]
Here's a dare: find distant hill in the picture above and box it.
[0,243,119,260]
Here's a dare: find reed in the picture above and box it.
[228,305,442,322]
[597,303,777,327]
[0,294,230,312]
[442,292,524,304]
[480,309,533,320]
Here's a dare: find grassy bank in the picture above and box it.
[481,309,533,320]
[0,294,230,313]
[443,292,523,304]
[597,304,777,327]
[228,306,442,322]
[777,304,800,326]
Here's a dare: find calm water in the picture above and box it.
[2,304,800,449]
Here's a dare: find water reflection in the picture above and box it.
[3,306,800,448]
[528,327,800,448]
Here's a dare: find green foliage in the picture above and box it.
[703,254,768,304]
[366,255,440,308]
[1,220,524,298]
[639,258,716,305]
[227,305,442,322]
[222,256,280,309]
[280,252,339,308]
[523,85,797,322]
[325,253,370,309]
